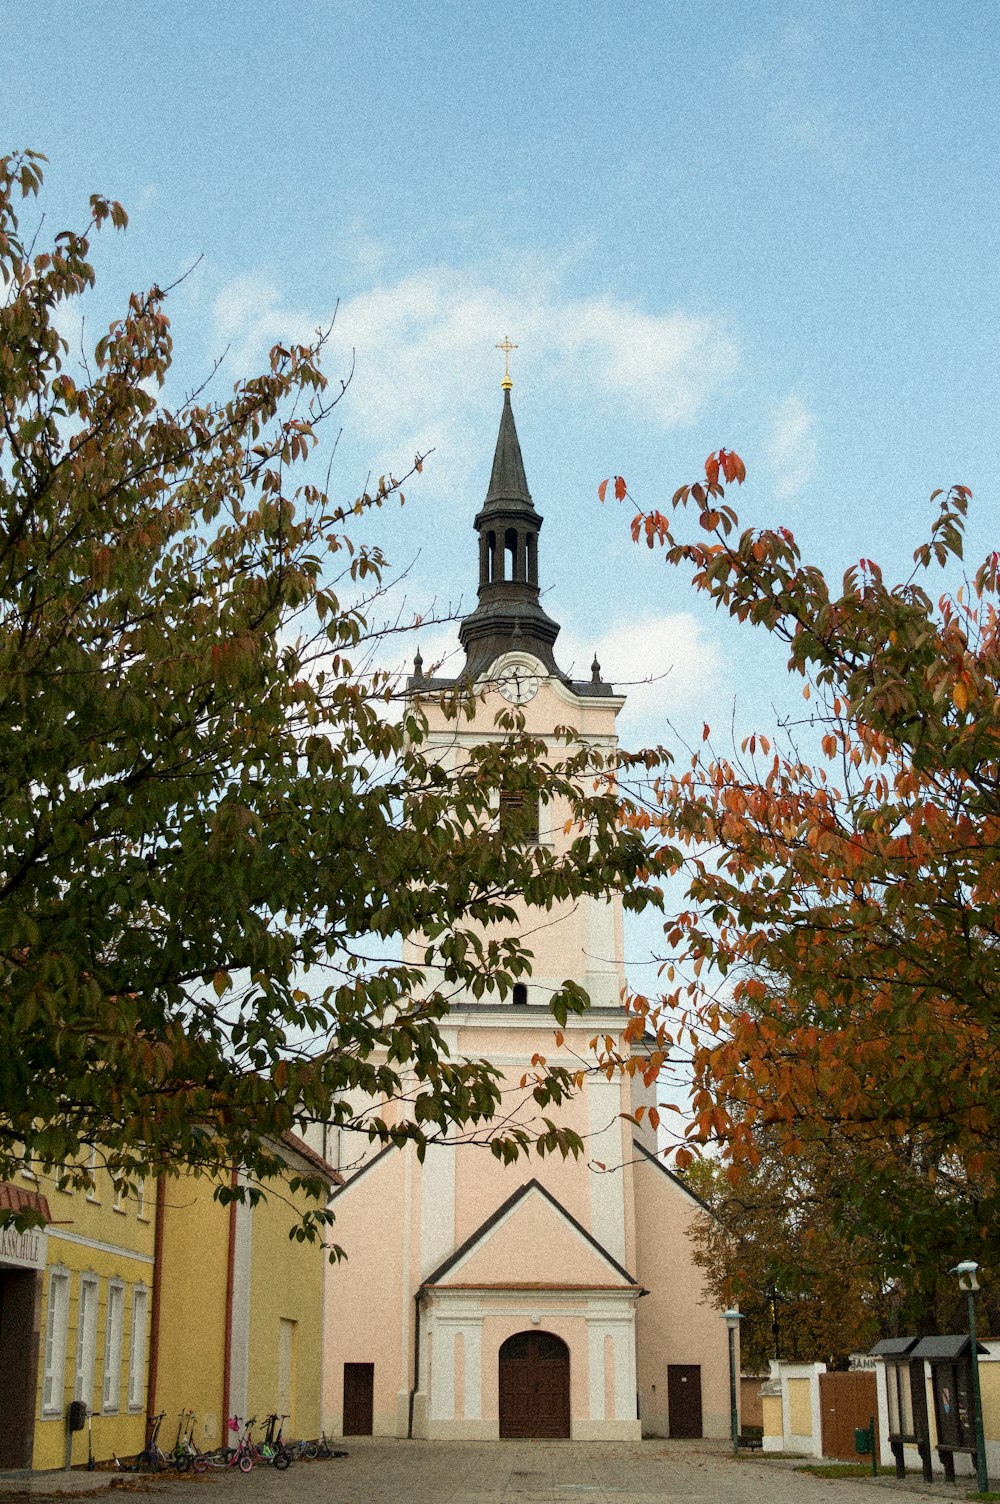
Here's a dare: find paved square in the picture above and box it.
[143,1438,968,1504]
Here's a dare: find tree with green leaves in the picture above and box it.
[683,1141,886,1371]
[0,151,653,1241]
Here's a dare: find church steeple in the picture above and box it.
[485,386,531,506]
[458,382,564,681]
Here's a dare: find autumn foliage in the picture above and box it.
[605,450,1000,1282]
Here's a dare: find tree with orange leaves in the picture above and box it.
[603,452,1000,1288]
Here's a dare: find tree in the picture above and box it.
[0,152,654,1238]
[684,1138,888,1371]
[602,448,1000,1293]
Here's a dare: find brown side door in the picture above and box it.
[820,1371,879,1460]
[499,1332,571,1438]
[0,1270,42,1468]
[342,1362,374,1435]
[667,1364,703,1438]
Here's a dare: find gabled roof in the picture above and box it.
[912,1335,988,1360]
[631,1138,715,1217]
[278,1130,343,1185]
[870,1336,920,1358]
[327,1141,395,1202]
[422,1177,639,1290]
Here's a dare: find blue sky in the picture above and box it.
[5,0,998,783]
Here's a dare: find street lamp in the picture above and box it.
[951,1260,988,1494]
[768,1284,781,1362]
[722,1310,744,1455]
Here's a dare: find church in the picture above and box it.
[316,369,732,1442]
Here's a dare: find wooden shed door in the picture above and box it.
[667,1365,703,1437]
[499,1332,570,1438]
[820,1371,878,1460]
[342,1362,374,1435]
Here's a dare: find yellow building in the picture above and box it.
[0,1161,155,1471]
[152,1132,337,1452]
[0,1131,336,1471]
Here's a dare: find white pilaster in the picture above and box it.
[587,1078,627,1265]
[419,1141,456,1278]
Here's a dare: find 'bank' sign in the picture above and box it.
[0,1222,48,1271]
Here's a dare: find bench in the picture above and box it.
[738,1434,764,1451]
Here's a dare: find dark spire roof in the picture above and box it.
[458,386,563,681]
[484,388,531,509]
[407,384,617,698]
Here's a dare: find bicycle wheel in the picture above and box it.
[302,1442,318,1460]
[273,1448,292,1471]
[239,1449,253,1473]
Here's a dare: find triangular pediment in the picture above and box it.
[425,1180,638,1290]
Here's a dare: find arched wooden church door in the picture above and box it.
[498,1331,571,1438]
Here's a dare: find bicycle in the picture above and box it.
[175,1410,213,1472]
[124,1411,168,1472]
[258,1413,293,1469]
[164,1408,196,1472]
[203,1415,254,1472]
[315,1431,349,1459]
[113,1412,185,1474]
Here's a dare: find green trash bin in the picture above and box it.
[854,1417,877,1476]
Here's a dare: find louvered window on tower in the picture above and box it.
[498,787,539,844]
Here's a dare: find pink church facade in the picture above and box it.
[314,385,733,1441]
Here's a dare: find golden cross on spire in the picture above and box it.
[496,334,518,390]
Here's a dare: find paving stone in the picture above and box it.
[1,1440,979,1504]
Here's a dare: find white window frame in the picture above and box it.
[74,1273,99,1408]
[127,1285,149,1412]
[85,1145,100,1203]
[102,1280,125,1413]
[42,1267,71,1416]
[136,1177,148,1220]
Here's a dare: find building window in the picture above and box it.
[136,1177,148,1220]
[504,527,519,581]
[499,789,539,844]
[42,1268,71,1416]
[127,1286,149,1412]
[85,1145,100,1202]
[74,1274,99,1409]
[102,1281,125,1413]
[512,983,528,1006]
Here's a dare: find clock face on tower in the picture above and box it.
[497,666,541,704]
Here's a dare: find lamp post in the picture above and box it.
[768,1284,781,1362]
[722,1309,744,1455]
[951,1260,988,1494]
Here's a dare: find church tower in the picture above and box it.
[319,373,731,1443]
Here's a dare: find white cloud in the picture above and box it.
[766,393,817,499]
[209,264,738,494]
[211,272,319,373]
[560,612,722,741]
